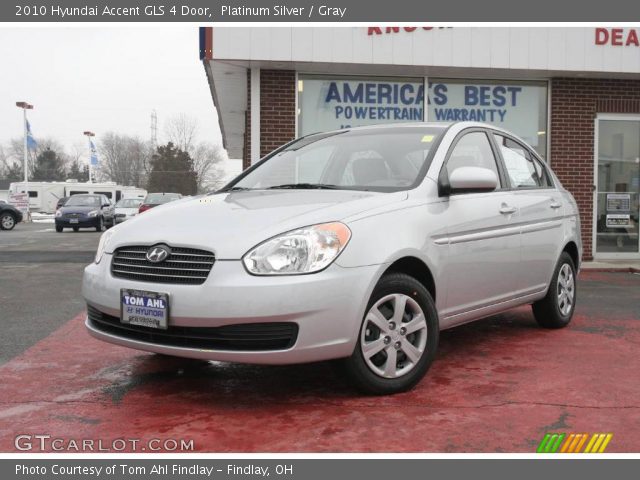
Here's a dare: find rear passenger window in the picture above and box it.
[446,131,501,186]
[494,134,551,188]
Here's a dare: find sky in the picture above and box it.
[0,26,222,160]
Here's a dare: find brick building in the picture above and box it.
[202,27,640,261]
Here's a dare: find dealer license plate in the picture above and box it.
[69,218,79,224]
[120,289,169,330]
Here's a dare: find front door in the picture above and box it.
[594,116,640,259]
[438,130,521,324]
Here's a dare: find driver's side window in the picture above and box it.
[446,131,501,187]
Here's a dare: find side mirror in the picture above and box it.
[102,203,110,208]
[445,166,498,195]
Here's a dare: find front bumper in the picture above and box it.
[83,255,382,364]
[56,217,99,228]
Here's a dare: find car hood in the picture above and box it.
[106,189,407,259]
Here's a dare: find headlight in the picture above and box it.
[243,222,351,275]
[95,229,115,264]
[88,210,98,217]
[55,210,62,217]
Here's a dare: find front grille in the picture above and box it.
[111,245,215,285]
[87,305,298,351]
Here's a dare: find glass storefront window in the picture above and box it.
[595,118,640,256]
[297,75,548,159]
[297,75,424,136]
[428,79,548,159]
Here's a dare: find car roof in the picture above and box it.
[305,121,516,137]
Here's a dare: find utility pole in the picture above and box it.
[151,110,158,152]
[83,131,96,183]
[16,101,33,222]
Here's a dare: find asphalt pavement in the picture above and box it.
[0,222,100,364]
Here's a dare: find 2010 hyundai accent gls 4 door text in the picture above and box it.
[83,122,581,395]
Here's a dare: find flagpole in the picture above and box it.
[83,131,95,184]
[16,101,34,222]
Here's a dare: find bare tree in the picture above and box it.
[0,143,9,177]
[98,133,150,187]
[164,114,228,192]
[7,136,70,179]
[190,142,228,192]
[165,114,198,153]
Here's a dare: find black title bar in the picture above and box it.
[3,0,640,22]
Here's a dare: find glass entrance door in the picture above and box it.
[594,116,640,258]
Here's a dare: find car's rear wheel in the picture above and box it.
[73,227,80,232]
[344,273,439,395]
[532,252,577,329]
[0,213,16,230]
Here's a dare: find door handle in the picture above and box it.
[550,201,562,209]
[499,204,517,215]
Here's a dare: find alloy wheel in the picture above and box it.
[1,215,15,230]
[360,293,428,378]
[557,263,575,316]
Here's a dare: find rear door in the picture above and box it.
[439,130,521,323]
[492,133,564,295]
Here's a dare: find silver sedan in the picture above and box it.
[83,122,581,394]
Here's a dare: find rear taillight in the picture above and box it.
[138,204,150,213]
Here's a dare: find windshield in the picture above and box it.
[65,195,101,207]
[144,193,181,204]
[228,127,445,192]
[116,198,143,208]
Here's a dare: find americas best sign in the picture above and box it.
[298,77,545,148]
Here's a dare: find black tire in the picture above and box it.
[344,273,439,395]
[95,217,103,232]
[532,252,577,329]
[73,227,80,232]
[0,213,17,231]
[55,225,63,233]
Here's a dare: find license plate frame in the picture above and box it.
[69,218,79,224]
[120,289,169,330]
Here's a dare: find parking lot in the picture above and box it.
[1,223,639,452]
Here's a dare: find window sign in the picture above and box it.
[298,76,548,159]
[298,76,424,136]
[606,214,632,228]
[606,193,631,212]
[428,80,548,157]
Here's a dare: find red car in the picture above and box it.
[138,193,182,213]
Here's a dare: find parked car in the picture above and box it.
[83,122,581,394]
[56,196,69,210]
[138,193,182,213]
[55,194,114,232]
[0,202,23,231]
[114,198,143,224]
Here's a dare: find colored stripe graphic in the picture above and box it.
[537,433,612,453]
[199,27,213,60]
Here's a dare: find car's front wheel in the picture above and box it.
[344,273,439,395]
[532,252,577,329]
[0,213,16,230]
[95,217,103,232]
[55,225,63,233]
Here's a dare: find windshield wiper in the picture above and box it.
[267,183,339,190]
[222,186,253,192]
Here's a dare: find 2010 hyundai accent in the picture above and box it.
[83,122,581,394]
